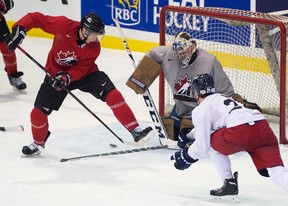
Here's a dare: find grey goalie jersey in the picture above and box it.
[146,46,235,118]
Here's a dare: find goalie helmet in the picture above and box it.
[192,73,215,98]
[80,12,105,39]
[172,32,197,68]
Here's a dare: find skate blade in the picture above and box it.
[12,86,27,94]
[210,195,240,204]
[21,151,41,158]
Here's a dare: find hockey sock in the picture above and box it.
[268,166,288,190]
[0,42,17,75]
[105,89,139,131]
[30,108,49,145]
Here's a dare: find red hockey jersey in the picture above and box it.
[14,12,100,81]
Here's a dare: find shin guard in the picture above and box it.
[0,42,17,75]
[105,89,139,131]
[30,108,49,145]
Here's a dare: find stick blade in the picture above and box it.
[0,125,24,132]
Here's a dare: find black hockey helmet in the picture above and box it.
[192,73,215,98]
[80,12,105,35]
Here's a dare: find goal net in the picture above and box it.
[159,6,288,144]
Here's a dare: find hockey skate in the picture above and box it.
[130,126,153,143]
[21,142,42,157]
[8,71,27,90]
[21,131,50,157]
[210,172,239,203]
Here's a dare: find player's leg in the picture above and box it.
[209,148,238,198]
[247,120,287,190]
[79,71,152,142]
[22,77,67,156]
[210,126,247,198]
[267,166,288,190]
[0,17,26,90]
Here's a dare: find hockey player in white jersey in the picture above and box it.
[126,32,261,140]
[171,73,288,199]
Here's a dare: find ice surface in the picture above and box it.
[0,37,287,205]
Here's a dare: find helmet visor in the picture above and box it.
[83,28,105,41]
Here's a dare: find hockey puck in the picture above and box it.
[109,143,117,148]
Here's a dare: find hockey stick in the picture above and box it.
[113,19,177,148]
[17,46,137,146]
[40,0,68,4]
[40,145,168,162]
[0,125,24,132]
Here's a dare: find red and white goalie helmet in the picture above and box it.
[172,32,197,68]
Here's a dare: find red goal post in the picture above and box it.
[159,6,288,144]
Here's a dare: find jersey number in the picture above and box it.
[224,99,242,113]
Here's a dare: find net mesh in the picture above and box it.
[160,6,288,143]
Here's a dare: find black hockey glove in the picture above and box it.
[5,25,26,51]
[170,147,198,170]
[0,0,14,14]
[51,71,71,91]
[178,127,195,149]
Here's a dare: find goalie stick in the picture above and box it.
[0,125,24,132]
[39,145,168,162]
[113,19,177,149]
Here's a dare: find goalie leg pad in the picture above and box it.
[162,117,175,140]
[126,56,161,94]
[161,117,193,141]
[180,118,193,131]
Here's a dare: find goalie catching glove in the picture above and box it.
[232,93,262,113]
[126,56,161,94]
[51,71,71,91]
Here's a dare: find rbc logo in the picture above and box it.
[112,0,141,26]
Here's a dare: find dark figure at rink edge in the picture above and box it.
[171,73,288,198]
[0,0,26,90]
[5,12,152,156]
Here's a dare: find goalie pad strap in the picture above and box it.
[126,56,161,94]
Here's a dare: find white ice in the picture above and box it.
[0,37,288,206]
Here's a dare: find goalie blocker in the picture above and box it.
[126,56,161,94]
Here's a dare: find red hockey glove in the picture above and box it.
[51,71,71,91]
[5,25,26,51]
[0,0,14,14]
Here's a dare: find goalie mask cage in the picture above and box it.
[159,6,288,144]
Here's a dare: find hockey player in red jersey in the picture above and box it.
[0,0,26,90]
[5,12,152,156]
[171,73,288,199]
